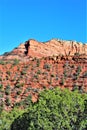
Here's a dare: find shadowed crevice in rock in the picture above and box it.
[25,41,30,55]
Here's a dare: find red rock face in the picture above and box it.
[25,39,87,58]
[0,39,87,60]
[0,39,87,110]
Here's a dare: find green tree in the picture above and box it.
[11,88,87,130]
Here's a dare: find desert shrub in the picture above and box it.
[0,84,3,89]
[83,71,87,78]
[23,95,32,106]
[13,59,20,65]
[77,66,82,75]
[21,70,26,75]
[43,63,51,71]
[0,60,5,65]
[73,66,82,80]
[36,59,40,67]
[72,84,79,91]
[74,52,80,56]
[71,64,75,68]
[11,88,87,130]
[5,97,11,106]
[37,70,41,74]
[16,90,21,95]
[15,83,23,88]
[5,85,11,95]
[6,71,11,76]
[63,69,67,78]
[61,77,65,85]
[33,74,38,79]
[55,74,58,80]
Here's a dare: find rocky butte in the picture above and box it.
[1,39,87,60]
[0,39,87,110]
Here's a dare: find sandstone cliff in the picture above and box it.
[25,39,87,58]
[0,39,87,60]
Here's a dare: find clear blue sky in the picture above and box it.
[0,0,86,55]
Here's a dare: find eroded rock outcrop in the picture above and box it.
[0,39,87,60]
[24,39,87,58]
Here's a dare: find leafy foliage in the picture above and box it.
[0,108,26,130]
[11,88,87,130]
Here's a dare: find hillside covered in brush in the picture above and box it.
[0,39,87,110]
[0,38,87,130]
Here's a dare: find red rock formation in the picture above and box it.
[25,39,87,58]
[0,38,87,110]
[0,39,87,60]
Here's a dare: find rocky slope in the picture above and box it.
[0,39,87,60]
[0,39,87,110]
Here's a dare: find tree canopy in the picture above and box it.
[11,88,87,130]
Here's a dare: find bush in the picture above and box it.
[0,95,32,130]
[6,71,11,76]
[77,66,82,75]
[13,59,20,65]
[0,60,5,65]
[43,63,51,71]
[74,52,80,56]
[5,97,11,106]
[11,88,87,130]
[36,59,40,67]
[0,84,3,90]
[37,70,41,74]
[5,85,11,95]
[0,108,26,130]
[83,71,87,78]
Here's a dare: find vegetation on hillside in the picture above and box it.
[0,88,87,130]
